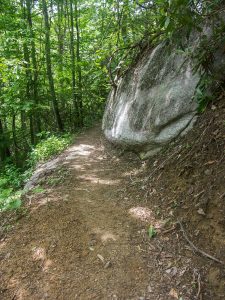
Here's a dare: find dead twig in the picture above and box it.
[197,272,202,300]
[219,192,225,199]
[177,220,225,265]
[192,269,202,300]
[193,190,205,199]
[162,225,176,234]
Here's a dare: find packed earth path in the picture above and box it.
[0,126,153,300]
[0,125,224,300]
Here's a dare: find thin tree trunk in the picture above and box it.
[74,0,83,126]
[26,0,41,134]
[121,0,129,44]
[55,0,66,111]
[12,115,19,167]
[42,0,64,132]
[69,0,80,129]
[21,0,35,145]
[29,115,35,146]
[116,0,121,47]
[20,110,29,150]
[0,118,10,162]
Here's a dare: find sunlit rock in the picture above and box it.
[102,42,200,159]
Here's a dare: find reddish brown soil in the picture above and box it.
[0,97,225,300]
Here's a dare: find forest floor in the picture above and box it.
[0,97,225,300]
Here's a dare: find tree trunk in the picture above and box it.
[26,0,41,134]
[74,0,83,126]
[55,0,66,112]
[12,115,19,167]
[21,0,35,145]
[42,0,64,132]
[69,0,80,129]
[0,119,10,163]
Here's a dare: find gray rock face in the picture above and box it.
[102,42,200,159]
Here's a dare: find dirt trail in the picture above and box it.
[0,126,154,300]
[1,123,225,300]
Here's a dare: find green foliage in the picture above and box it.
[0,164,24,190]
[0,167,23,212]
[32,186,45,194]
[0,189,21,212]
[0,133,72,212]
[194,76,214,113]
[29,134,72,165]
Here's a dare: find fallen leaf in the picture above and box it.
[166,267,178,277]
[197,208,206,216]
[97,254,104,263]
[204,160,217,166]
[169,288,178,299]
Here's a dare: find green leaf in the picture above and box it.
[148,225,157,238]
[33,186,45,194]
[7,198,21,210]
[164,17,170,29]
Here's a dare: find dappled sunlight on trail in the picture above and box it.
[65,144,96,160]
[0,126,166,299]
[129,206,154,222]
[77,174,121,185]
[93,228,118,243]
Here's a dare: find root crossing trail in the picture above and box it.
[0,126,155,299]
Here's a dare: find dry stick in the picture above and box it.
[197,272,202,300]
[162,226,176,234]
[177,220,225,266]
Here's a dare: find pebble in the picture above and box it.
[204,169,212,176]
[104,261,112,269]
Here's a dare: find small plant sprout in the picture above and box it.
[148,225,157,238]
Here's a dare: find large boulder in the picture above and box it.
[102,42,200,159]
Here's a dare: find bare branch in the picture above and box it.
[178,220,225,265]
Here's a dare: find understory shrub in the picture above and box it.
[29,134,72,166]
[0,133,73,212]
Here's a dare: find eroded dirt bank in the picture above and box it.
[0,98,225,299]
